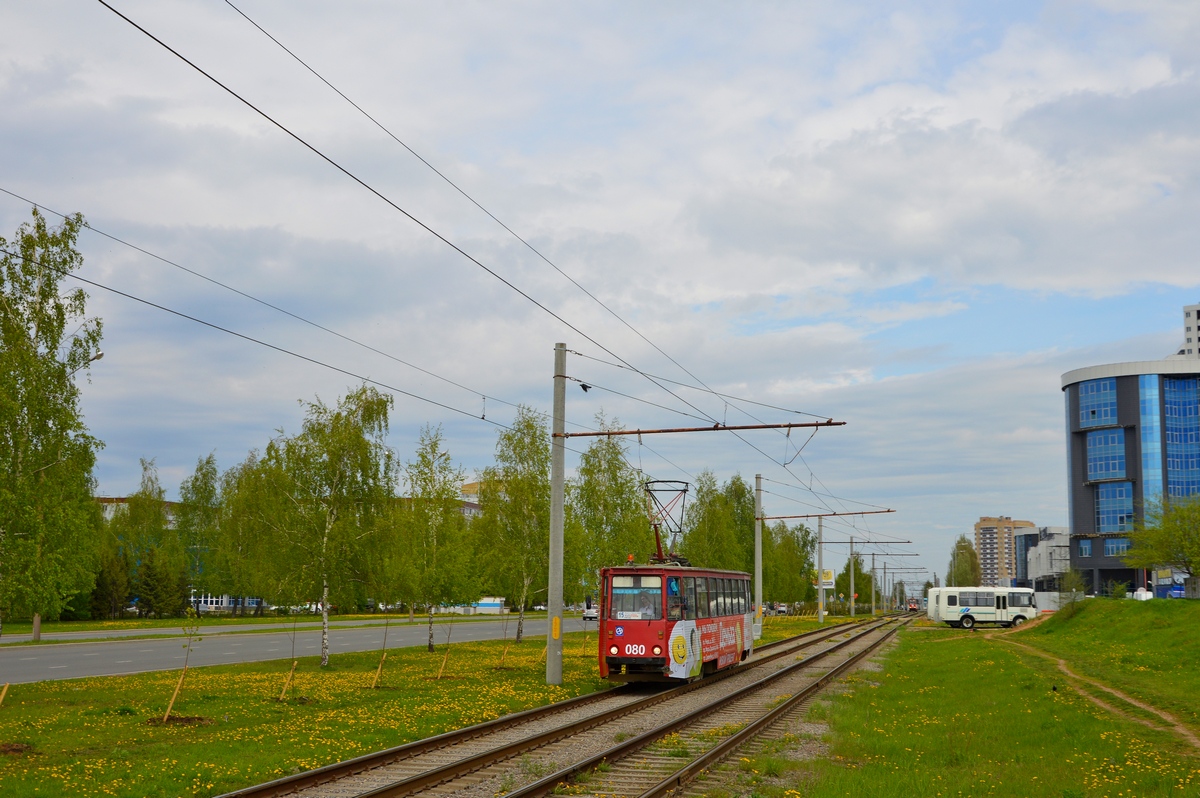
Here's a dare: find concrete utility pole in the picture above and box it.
[754,474,763,639]
[870,553,876,616]
[547,343,566,685]
[850,536,855,618]
[817,516,824,624]
[757,509,898,626]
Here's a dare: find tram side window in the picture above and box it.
[667,577,683,621]
[708,578,720,617]
[694,578,709,618]
[683,577,697,620]
[609,575,663,620]
[740,581,748,613]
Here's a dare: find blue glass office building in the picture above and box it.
[1062,348,1200,594]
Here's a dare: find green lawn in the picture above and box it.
[1021,599,1200,729]
[722,603,1200,798]
[0,616,828,797]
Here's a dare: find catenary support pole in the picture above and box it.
[817,516,824,624]
[754,474,763,639]
[882,562,887,612]
[869,555,875,614]
[850,536,855,618]
[547,343,566,685]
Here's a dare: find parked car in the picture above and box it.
[582,605,599,621]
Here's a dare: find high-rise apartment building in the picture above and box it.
[1061,302,1200,595]
[974,516,1036,587]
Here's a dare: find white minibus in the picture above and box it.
[926,586,1037,629]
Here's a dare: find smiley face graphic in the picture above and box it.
[671,633,688,664]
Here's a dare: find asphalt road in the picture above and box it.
[0,617,595,684]
[0,617,427,645]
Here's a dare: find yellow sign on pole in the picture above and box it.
[551,616,561,640]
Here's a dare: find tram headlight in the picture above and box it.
[609,645,619,655]
[652,645,662,656]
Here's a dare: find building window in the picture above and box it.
[1163,377,1200,498]
[1096,481,1134,532]
[1104,537,1131,557]
[1078,538,1092,557]
[1079,378,1118,428]
[1086,428,1126,480]
[1140,375,1164,501]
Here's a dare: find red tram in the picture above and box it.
[598,562,754,681]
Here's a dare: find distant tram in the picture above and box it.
[598,563,753,681]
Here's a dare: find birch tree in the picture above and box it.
[404,425,475,651]
[0,209,102,639]
[477,406,550,643]
[567,414,652,600]
[257,386,397,665]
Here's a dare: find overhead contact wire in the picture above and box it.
[96,0,723,434]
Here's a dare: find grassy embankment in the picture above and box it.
[0,615,821,797]
[722,601,1200,797]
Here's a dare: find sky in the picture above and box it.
[4,0,1200,588]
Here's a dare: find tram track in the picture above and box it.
[501,616,908,798]
[218,617,899,798]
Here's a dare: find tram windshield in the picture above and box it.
[610,575,662,620]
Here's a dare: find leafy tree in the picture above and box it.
[1058,568,1089,618]
[476,406,550,643]
[89,536,132,619]
[111,460,187,617]
[567,414,653,602]
[834,553,874,608]
[763,521,816,604]
[1125,493,1200,578]
[680,471,748,571]
[211,452,278,614]
[945,534,981,586]
[254,386,398,665]
[403,425,476,652]
[134,546,187,618]
[177,453,221,605]
[0,209,103,639]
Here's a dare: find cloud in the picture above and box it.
[4,1,1200,577]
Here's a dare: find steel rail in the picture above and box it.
[637,616,912,797]
[342,622,873,797]
[217,621,866,798]
[503,618,899,798]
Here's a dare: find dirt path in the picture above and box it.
[997,635,1200,751]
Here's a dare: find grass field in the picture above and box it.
[720,603,1200,798]
[0,616,822,797]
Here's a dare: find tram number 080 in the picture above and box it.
[624,644,646,656]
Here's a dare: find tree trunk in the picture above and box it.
[320,578,330,666]
[32,613,41,643]
[515,579,530,643]
[427,607,435,653]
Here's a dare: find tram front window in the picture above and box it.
[609,575,663,620]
